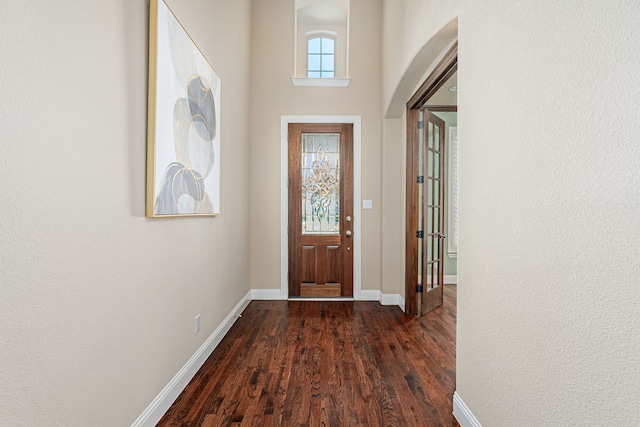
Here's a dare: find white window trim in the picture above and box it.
[306,33,336,78]
[291,77,350,87]
[306,29,338,39]
[294,30,349,86]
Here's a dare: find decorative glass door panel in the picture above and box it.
[301,133,340,235]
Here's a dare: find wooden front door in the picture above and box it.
[288,123,354,297]
[419,110,446,313]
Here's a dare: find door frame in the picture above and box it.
[281,115,362,300]
[405,42,457,315]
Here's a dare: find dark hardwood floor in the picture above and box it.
[158,285,458,426]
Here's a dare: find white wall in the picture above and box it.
[457,1,640,425]
[0,0,251,425]
[381,116,406,295]
[249,0,383,293]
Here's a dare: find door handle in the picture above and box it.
[346,230,352,237]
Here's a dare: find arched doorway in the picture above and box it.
[405,42,458,316]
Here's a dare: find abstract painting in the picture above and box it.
[146,0,221,217]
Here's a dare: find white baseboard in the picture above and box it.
[288,297,355,301]
[359,289,381,301]
[130,291,252,427]
[250,289,283,300]
[380,293,402,306]
[453,391,482,427]
[252,288,404,309]
[359,290,405,311]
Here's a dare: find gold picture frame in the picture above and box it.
[146,0,221,217]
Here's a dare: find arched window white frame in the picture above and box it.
[307,33,336,78]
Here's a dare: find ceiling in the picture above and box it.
[297,0,348,25]
[424,70,457,106]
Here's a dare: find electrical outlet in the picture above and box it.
[194,314,200,334]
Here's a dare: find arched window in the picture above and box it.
[293,0,350,85]
[307,36,335,78]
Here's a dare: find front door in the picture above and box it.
[288,123,354,297]
[419,110,446,313]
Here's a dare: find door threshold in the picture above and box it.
[288,297,355,302]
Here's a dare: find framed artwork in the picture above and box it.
[146,0,221,217]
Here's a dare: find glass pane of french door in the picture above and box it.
[419,111,445,296]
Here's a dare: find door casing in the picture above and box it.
[405,42,457,316]
[281,115,362,300]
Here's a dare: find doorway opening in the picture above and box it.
[288,123,354,297]
[405,42,458,316]
[281,116,362,300]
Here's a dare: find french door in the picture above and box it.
[418,110,446,313]
[406,108,447,315]
[288,123,354,297]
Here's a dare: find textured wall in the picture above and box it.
[0,0,251,425]
[382,0,640,424]
[457,1,640,425]
[249,0,383,292]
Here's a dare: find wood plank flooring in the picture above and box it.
[157,285,457,427]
